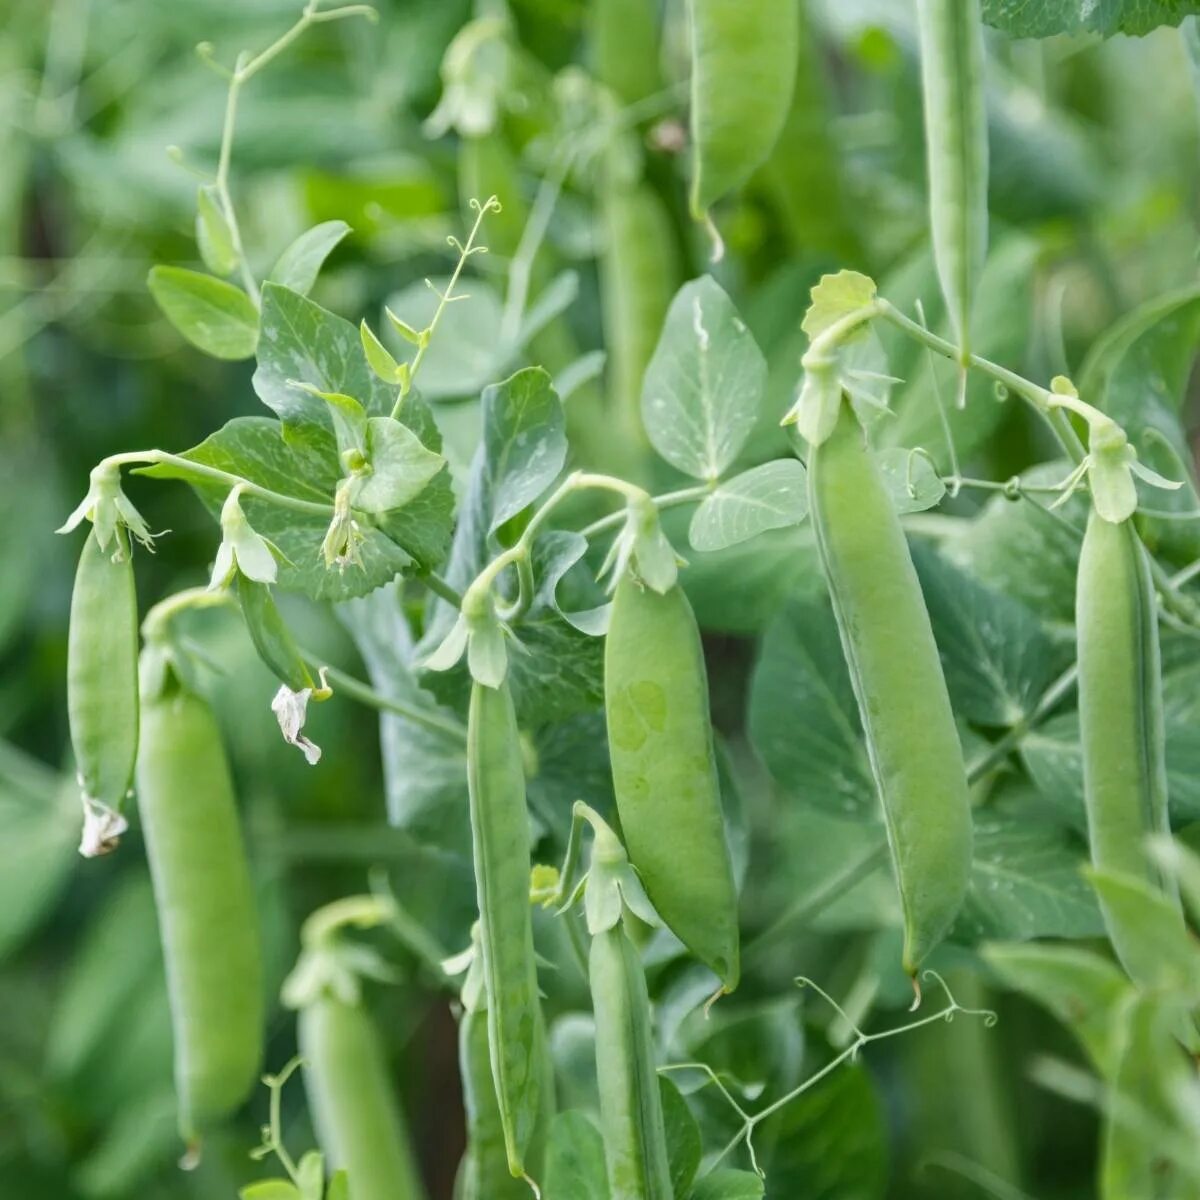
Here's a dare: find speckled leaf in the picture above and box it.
[982,0,1200,38]
[688,460,808,552]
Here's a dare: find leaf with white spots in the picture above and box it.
[688,459,808,552]
[641,277,767,481]
[874,447,946,515]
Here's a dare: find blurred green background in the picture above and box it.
[3,0,1199,1197]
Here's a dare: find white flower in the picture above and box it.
[271,684,323,765]
[209,486,279,589]
[78,796,129,858]
[58,461,155,554]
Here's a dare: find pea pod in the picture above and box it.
[590,923,673,1200]
[806,400,972,974]
[688,0,798,232]
[916,0,989,360]
[238,577,313,693]
[466,679,546,1178]
[604,573,739,991]
[1076,509,1178,978]
[299,992,426,1200]
[136,668,263,1149]
[68,527,139,820]
[455,1005,538,1200]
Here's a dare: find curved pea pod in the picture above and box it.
[806,401,972,975]
[238,577,313,693]
[688,0,798,234]
[1076,509,1179,977]
[455,1004,543,1200]
[136,674,263,1149]
[299,992,426,1200]
[590,924,673,1200]
[604,575,740,991]
[466,680,546,1178]
[68,527,139,821]
[916,0,989,360]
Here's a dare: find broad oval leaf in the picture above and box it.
[542,1110,609,1200]
[982,0,1200,38]
[357,417,446,514]
[874,448,946,515]
[689,1169,766,1200]
[642,277,767,482]
[688,460,808,552]
[268,220,351,296]
[147,266,258,360]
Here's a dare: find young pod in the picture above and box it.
[590,922,673,1200]
[807,400,973,974]
[1076,508,1178,977]
[299,992,426,1200]
[68,528,139,834]
[604,574,740,991]
[916,0,989,360]
[136,671,263,1149]
[466,679,545,1177]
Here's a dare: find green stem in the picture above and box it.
[580,483,712,540]
[141,586,235,643]
[419,570,464,609]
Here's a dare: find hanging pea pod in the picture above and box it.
[238,576,314,694]
[806,400,973,976]
[466,679,548,1180]
[67,526,139,855]
[136,660,263,1153]
[916,0,989,362]
[604,563,740,992]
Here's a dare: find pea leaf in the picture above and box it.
[254,283,396,449]
[661,1077,701,1200]
[801,270,877,340]
[543,1111,609,1200]
[296,1151,324,1200]
[239,1182,303,1200]
[914,544,1070,728]
[325,1173,350,1200]
[482,367,567,534]
[268,220,351,296]
[356,417,446,515]
[688,460,809,552]
[642,278,767,481]
[874,448,946,515]
[748,599,876,820]
[196,186,238,276]
[983,942,1131,1074]
[689,1170,765,1200]
[981,0,1200,38]
[147,266,258,360]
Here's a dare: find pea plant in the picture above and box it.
[45,0,1200,1198]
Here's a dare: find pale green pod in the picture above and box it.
[136,677,263,1148]
[467,680,545,1177]
[1076,509,1179,979]
[916,0,989,359]
[300,993,426,1200]
[590,924,673,1200]
[605,575,740,991]
[806,401,973,974]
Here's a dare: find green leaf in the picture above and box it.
[953,817,1104,943]
[874,448,946,515]
[239,1182,303,1200]
[383,277,508,399]
[482,367,567,534]
[268,220,351,296]
[140,416,425,601]
[914,545,1070,728]
[296,1150,324,1200]
[801,270,878,340]
[642,277,767,481]
[357,417,446,515]
[542,1110,610,1200]
[360,319,405,385]
[325,1172,350,1200]
[688,460,808,552]
[981,0,1200,38]
[749,599,875,819]
[254,283,396,448]
[147,266,259,360]
[689,1170,765,1200]
[982,941,1131,1075]
[660,1077,701,1200]
[196,185,238,276]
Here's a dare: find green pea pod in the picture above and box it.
[238,576,313,693]
[299,993,426,1200]
[590,923,673,1200]
[455,1004,540,1200]
[1076,509,1178,977]
[916,0,989,360]
[604,575,739,991]
[68,527,139,814]
[592,0,661,107]
[467,680,546,1178]
[688,0,798,228]
[136,672,263,1149]
[806,401,972,975]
